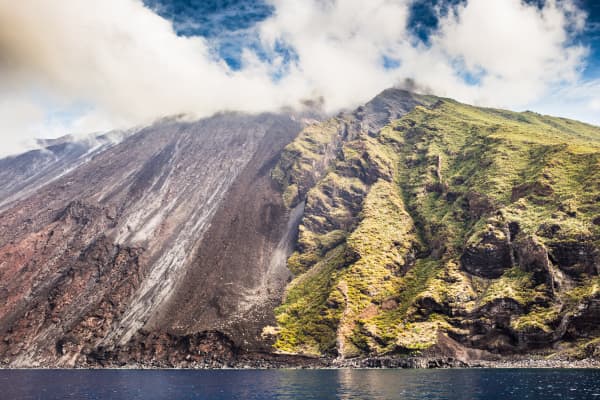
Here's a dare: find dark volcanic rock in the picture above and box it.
[458,298,524,353]
[514,235,555,288]
[548,240,599,277]
[567,296,600,338]
[465,192,496,219]
[460,229,512,278]
[88,331,237,368]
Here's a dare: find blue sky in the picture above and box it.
[581,0,600,77]
[144,0,600,79]
[0,0,599,156]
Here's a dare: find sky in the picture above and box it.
[0,0,599,156]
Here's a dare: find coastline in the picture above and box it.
[2,354,600,369]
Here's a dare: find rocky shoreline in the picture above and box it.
[233,355,600,370]
[5,354,598,370]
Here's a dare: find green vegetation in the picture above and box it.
[274,245,352,355]
[271,119,345,208]
[480,267,548,306]
[272,95,600,358]
[511,305,561,333]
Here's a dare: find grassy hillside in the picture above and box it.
[270,96,600,358]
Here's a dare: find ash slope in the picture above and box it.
[1,89,599,368]
[0,130,132,211]
[0,112,310,367]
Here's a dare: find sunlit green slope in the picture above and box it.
[269,96,600,359]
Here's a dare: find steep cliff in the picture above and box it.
[270,91,600,361]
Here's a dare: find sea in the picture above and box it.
[0,369,599,399]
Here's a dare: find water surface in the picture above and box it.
[1,369,599,399]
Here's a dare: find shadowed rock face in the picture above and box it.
[548,240,599,277]
[0,112,306,367]
[460,229,513,278]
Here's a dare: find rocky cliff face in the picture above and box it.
[271,92,600,361]
[1,89,599,367]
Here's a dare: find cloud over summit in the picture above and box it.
[0,0,596,156]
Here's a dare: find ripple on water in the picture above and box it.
[0,369,600,400]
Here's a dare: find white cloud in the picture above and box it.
[437,0,583,80]
[0,0,594,156]
[0,0,311,156]
[429,0,587,106]
[258,0,412,110]
[259,0,588,109]
[528,78,600,126]
[0,93,44,156]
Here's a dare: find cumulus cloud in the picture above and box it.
[430,0,587,104]
[0,0,593,156]
[0,1,293,120]
[0,0,307,155]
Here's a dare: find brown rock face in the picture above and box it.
[0,113,307,367]
[87,331,237,368]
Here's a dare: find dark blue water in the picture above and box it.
[1,369,599,400]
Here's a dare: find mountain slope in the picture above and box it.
[0,113,309,367]
[0,89,599,367]
[0,131,131,210]
[271,95,600,360]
